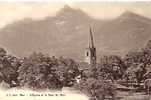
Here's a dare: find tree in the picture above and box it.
[123,48,149,83]
[57,56,80,87]
[75,77,116,100]
[97,55,126,81]
[0,47,20,88]
[17,52,80,90]
[0,47,7,57]
[17,52,63,90]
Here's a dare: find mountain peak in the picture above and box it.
[119,11,140,19]
[117,11,151,24]
[58,5,75,14]
[62,5,73,10]
[56,5,90,20]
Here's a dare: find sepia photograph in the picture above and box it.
[0,2,151,100]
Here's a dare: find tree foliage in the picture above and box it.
[123,40,151,83]
[0,48,20,87]
[96,55,126,81]
[17,52,80,90]
[75,77,116,100]
[1,39,151,98]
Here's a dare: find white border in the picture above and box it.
[0,0,150,3]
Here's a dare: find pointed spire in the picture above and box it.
[89,27,94,48]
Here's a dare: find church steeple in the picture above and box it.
[89,28,94,48]
[84,28,97,65]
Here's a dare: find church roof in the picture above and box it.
[89,28,95,48]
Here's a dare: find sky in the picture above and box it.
[0,2,151,28]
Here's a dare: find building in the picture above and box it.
[84,28,97,65]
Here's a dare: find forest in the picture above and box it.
[1,40,151,100]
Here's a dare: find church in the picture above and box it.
[75,28,97,83]
[84,28,97,65]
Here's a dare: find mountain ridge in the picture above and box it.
[0,5,151,61]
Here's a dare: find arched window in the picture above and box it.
[87,52,89,56]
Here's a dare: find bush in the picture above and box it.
[75,77,116,100]
[17,52,63,90]
[17,52,80,90]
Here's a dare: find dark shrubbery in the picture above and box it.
[17,52,80,90]
[75,77,116,100]
[17,52,63,90]
[0,51,80,90]
[1,39,151,99]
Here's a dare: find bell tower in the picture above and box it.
[84,28,96,65]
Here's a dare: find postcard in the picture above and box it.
[0,2,151,100]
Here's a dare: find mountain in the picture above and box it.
[0,5,151,61]
[95,11,151,56]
